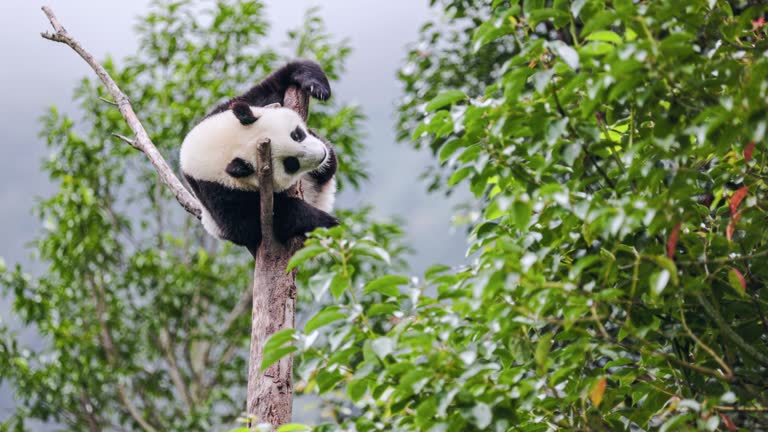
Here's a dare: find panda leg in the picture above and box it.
[240,60,331,106]
[272,194,339,242]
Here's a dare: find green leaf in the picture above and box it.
[264,328,295,347]
[305,306,347,333]
[425,90,467,112]
[368,303,400,316]
[347,378,368,402]
[524,0,545,15]
[649,270,671,296]
[276,424,311,432]
[579,41,615,56]
[287,244,326,271]
[425,264,451,279]
[448,166,474,186]
[261,329,297,371]
[371,337,394,359]
[552,42,580,70]
[353,242,391,264]
[646,256,679,286]
[329,272,349,299]
[535,333,552,371]
[581,10,618,36]
[439,138,465,163]
[471,6,521,51]
[570,0,587,17]
[585,30,622,44]
[512,200,532,229]
[364,275,409,297]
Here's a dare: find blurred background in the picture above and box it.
[0,0,467,426]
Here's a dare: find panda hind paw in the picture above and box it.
[291,61,332,101]
[299,77,331,101]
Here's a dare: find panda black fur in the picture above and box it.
[180,60,339,255]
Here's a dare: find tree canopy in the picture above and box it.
[293,0,768,430]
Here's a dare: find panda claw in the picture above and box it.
[299,79,331,101]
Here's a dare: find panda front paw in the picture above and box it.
[290,60,332,101]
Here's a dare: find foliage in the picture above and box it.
[288,0,768,430]
[0,1,369,431]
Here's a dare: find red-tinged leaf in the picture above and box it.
[729,186,748,215]
[744,141,756,162]
[720,413,738,431]
[590,377,607,407]
[667,223,681,259]
[726,209,744,241]
[728,267,746,294]
[753,17,766,31]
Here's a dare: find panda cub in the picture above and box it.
[180,60,339,255]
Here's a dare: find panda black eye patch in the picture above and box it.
[290,126,306,142]
[283,157,300,174]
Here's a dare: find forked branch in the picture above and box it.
[40,5,202,219]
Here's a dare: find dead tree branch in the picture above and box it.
[40,5,309,427]
[246,87,309,426]
[40,5,202,219]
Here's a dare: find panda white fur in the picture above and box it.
[180,60,339,255]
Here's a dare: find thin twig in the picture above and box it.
[676,249,768,266]
[208,287,253,368]
[550,82,616,190]
[679,304,734,379]
[90,276,159,432]
[40,6,202,219]
[257,139,275,249]
[715,405,768,412]
[78,390,102,432]
[99,96,118,106]
[158,328,193,410]
[113,133,140,149]
[247,126,304,424]
[697,294,768,366]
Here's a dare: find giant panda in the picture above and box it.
[180,60,339,255]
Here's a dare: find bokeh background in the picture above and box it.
[0,0,467,424]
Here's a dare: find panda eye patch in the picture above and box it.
[283,157,300,174]
[290,126,306,142]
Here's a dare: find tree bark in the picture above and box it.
[246,86,309,427]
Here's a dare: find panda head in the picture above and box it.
[180,102,328,191]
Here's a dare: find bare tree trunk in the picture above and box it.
[246,87,310,427]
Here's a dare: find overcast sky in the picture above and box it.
[0,0,469,423]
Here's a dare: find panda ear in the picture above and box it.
[263,102,282,109]
[225,157,255,178]
[230,101,258,125]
